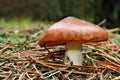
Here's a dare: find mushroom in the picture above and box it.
[38,17,108,65]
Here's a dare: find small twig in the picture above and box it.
[25,72,33,80]
[97,19,107,26]
[32,64,43,78]
[112,76,120,80]
[4,71,13,80]
[106,28,120,33]
[104,70,111,80]
[0,47,8,55]
[86,74,97,80]
[64,69,74,78]
[44,46,54,59]
[44,46,51,54]
[97,71,104,80]
[85,53,97,67]
[18,71,26,80]
[42,70,56,76]
[19,63,30,73]
[52,76,58,80]
[0,66,15,70]
[44,71,61,79]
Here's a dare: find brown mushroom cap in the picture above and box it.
[38,17,108,47]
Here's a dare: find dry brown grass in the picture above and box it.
[0,25,120,79]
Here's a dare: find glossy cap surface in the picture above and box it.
[38,17,108,46]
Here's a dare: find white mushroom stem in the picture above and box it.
[64,41,82,65]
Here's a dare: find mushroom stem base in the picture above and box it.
[64,41,82,65]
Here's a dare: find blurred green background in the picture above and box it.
[0,0,120,28]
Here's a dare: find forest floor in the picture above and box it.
[0,19,120,80]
